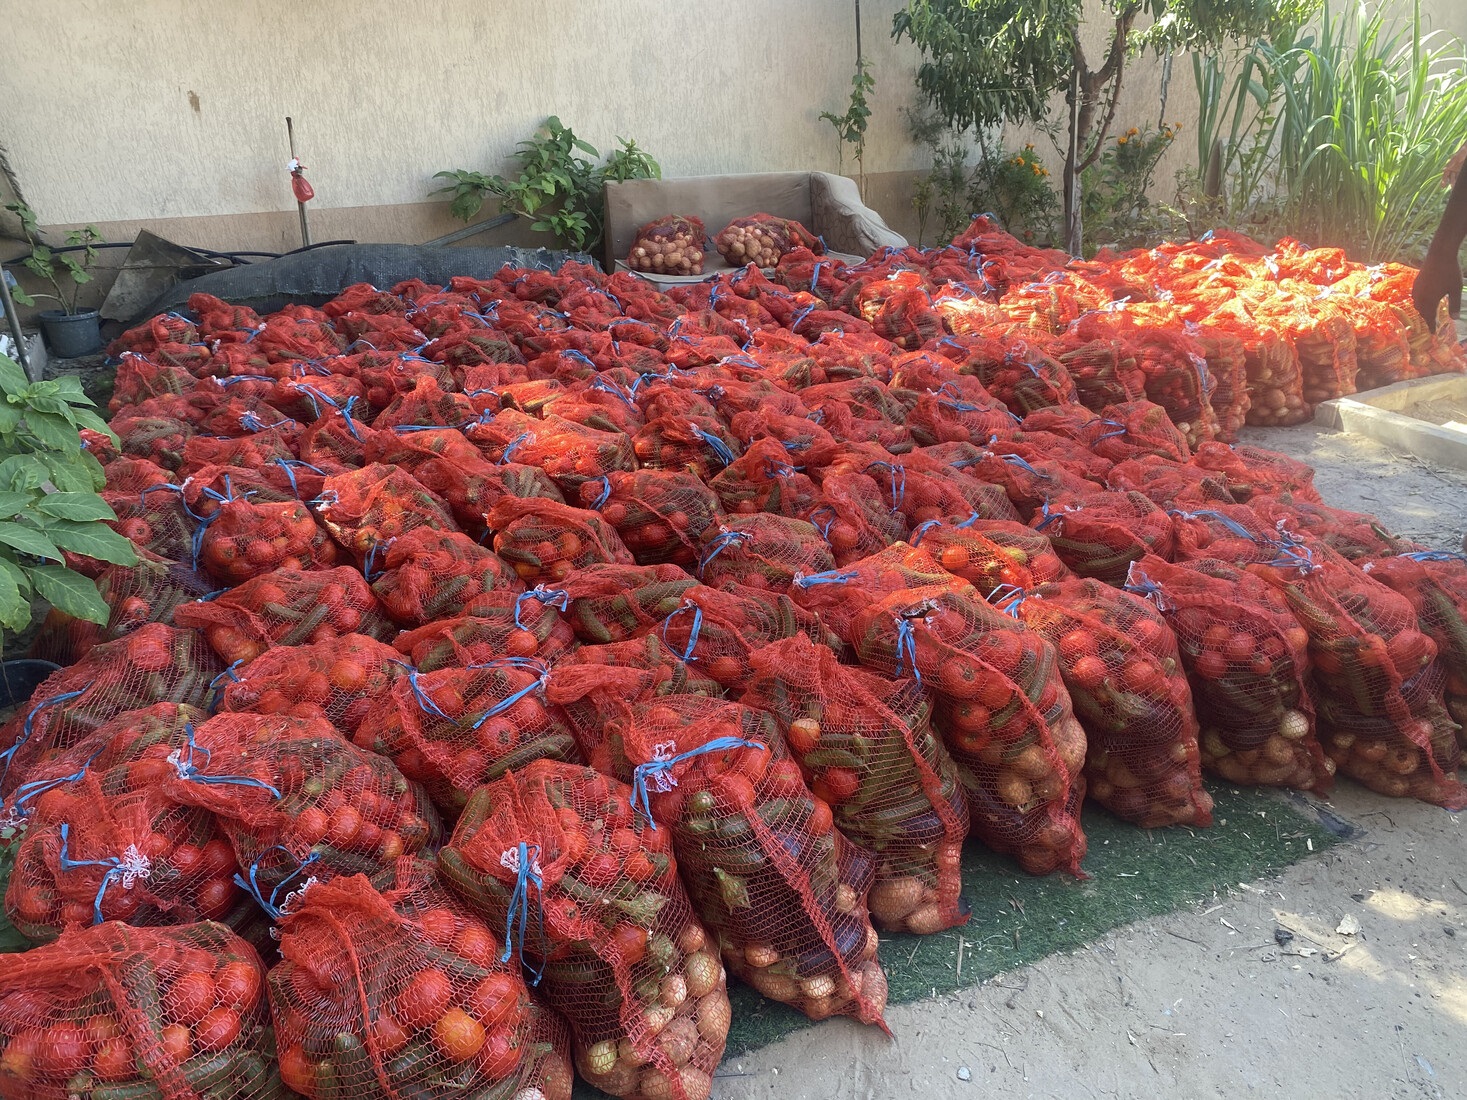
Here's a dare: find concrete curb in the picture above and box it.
[1315,373,1467,470]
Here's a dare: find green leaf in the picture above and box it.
[7,285,35,308]
[0,406,20,434]
[0,356,28,398]
[0,555,31,597]
[0,559,27,633]
[35,493,117,522]
[0,456,44,493]
[0,491,37,517]
[22,394,74,419]
[29,564,109,624]
[0,521,61,560]
[71,408,116,441]
[38,519,137,565]
[35,451,98,493]
[22,410,82,452]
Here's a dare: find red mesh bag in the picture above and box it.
[294,401,380,471]
[216,633,404,736]
[466,411,636,496]
[1123,555,1331,792]
[780,538,932,627]
[992,579,1210,828]
[392,587,579,671]
[179,429,299,479]
[1250,553,1465,808]
[0,920,281,1100]
[743,635,970,935]
[851,585,1087,876]
[103,483,199,567]
[0,626,223,802]
[195,493,339,585]
[109,353,197,413]
[163,713,442,894]
[805,472,909,566]
[1249,496,1408,563]
[958,334,1080,415]
[714,213,822,267]
[904,384,1021,446]
[627,215,708,276]
[439,761,732,1100]
[697,515,837,593]
[1190,320,1251,442]
[1092,400,1193,464]
[611,701,888,1029]
[858,454,1015,527]
[268,861,544,1100]
[489,497,635,585]
[562,563,699,645]
[630,414,741,481]
[415,455,564,537]
[173,567,394,666]
[934,443,1094,522]
[707,439,824,520]
[550,378,648,438]
[370,527,524,627]
[1168,504,1279,566]
[316,464,460,563]
[1104,455,1235,509]
[1252,290,1359,405]
[577,469,722,567]
[1363,552,1467,743]
[1034,490,1175,586]
[356,657,582,818]
[1054,335,1147,411]
[112,414,195,470]
[1188,441,1321,505]
[909,516,1070,595]
[362,424,484,472]
[1208,303,1310,426]
[6,774,244,939]
[372,376,478,430]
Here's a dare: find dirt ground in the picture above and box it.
[716,421,1467,1100]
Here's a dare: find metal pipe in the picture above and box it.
[0,266,29,378]
[286,117,311,248]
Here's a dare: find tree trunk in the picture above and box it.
[1064,67,1087,256]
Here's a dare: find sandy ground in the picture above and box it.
[716,420,1467,1100]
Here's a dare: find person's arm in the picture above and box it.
[1414,167,1467,333]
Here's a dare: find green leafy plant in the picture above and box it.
[906,108,974,245]
[821,59,876,197]
[892,0,1317,253]
[969,143,1062,246]
[434,118,660,254]
[1081,122,1187,252]
[0,353,135,632]
[3,201,101,316]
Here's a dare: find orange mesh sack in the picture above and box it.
[173,567,395,666]
[627,215,707,276]
[0,920,281,1100]
[743,635,970,934]
[992,580,1211,828]
[788,542,956,646]
[369,527,525,627]
[577,470,722,568]
[697,515,836,592]
[356,657,582,818]
[268,861,541,1100]
[216,633,404,735]
[613,699,889,1029]
[715,214,822,268]
[563,563,699,644]
[195,491,339,585]
[1033,490,1175,586]
[851,585,1087,876]
[489,497,635,585]
[910,516,1070,596]
[411,453,564,538]
[804,472,910,567]
[1123,555,1332,792]
[316,464,459,564]
[391,586,579,671]
[160,713,442,898]
[439,761,732,1100]
[465,410,637,497]
[1187,441,1321,504]
[631,414,742,481]
[1250,552,1465,809]
[0,626,223,803]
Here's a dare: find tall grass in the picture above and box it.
[1196,0,1467,263]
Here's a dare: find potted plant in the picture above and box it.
[0,351,134,707]
[2,201,104,358]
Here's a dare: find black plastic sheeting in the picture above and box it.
[143,243,598,318]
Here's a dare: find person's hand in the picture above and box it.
[1413,249,1462,334]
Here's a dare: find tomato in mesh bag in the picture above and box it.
[372,375,478,430]
[161,713,442,896]
[1364,551,1467,742]
[392,586,579,672]
[743,635,970,935]
[578,469,722,568]
[439,761,732,1100]
[414,453,564,537]
[787,543,955,646]
[851,585,1088,876]
[0,920,282,1100]
[103,481,200,568]
[1168,504,1279,565]
[1188,441,1321,505]
[695,515,836,593]
[804,472,909,566]
[1034,490,1176,586]
[611,698,888,1030]
[1105,454,1236,508]
[467,410,637,497]
[629,414,741,481]
[356,657,582,818]
[860,453,1018,528]
[363,423,484,471]
[932,443,1094,523]
[1249,496,1410,563]
[991,579,1211,828]
[904,382,1021,446]
[6,774,246,939]
[370,527,524,627]
[268,860,543,1100]
[195,491,338,585]
[489,497,635,585]
[562,563,699,645]
[1123,556,1332,792]
[173,566,394,666]
[0,626,223,804]
[707,438,824,520]
[910,515,1070,596]
[1249,550,1465,808]
[315,463,459,563]
[714,213,822,268]
[216,633,404,735]
[112,413,195,470]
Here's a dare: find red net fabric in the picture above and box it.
[489,497,636,585]
[216,633,404,736]
[440,761,731,1100]
[707,439,824,520]
[0,920,281,1100]
[743,634,970,934]
[316,464,460,564]
[391,587,580,671]
[1187,441,1321,504]
[787,543,955,647]
[576,469,723,568]
[714,214,822,268]
[910,517,1071,596]
[851,585,1087,876]
[369,527,525,628]
[697,515,836,593]
[196,496,339,585]
[1033,490,1175,586]
[562,563,699,645]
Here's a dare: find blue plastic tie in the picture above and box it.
[659,600,705,662]
[791,304,818,331]
[499,841,546,985]
[589,376,637,409]
[910,519,943,547]
[168,723,282,797]
[515,586,569,629]
[207,659,246,714]
[467,658,551,730]
[893,614,924,686]
[1402,551,1467,563]
[232,847,323,921]
[689,424,735,468]
[362,536,396,582]
[57,822,156,925]
[697,529,751,578]
[268,458,325,500]
[1122,562,1173,612]
[8,745,104,818]
[0,686,90,792]
[790,569,856,589]
[987,583,1027,619]
[500,432,531,465]
[629,736,768,830]
[1167,509,1256,540]
[866,462,906,511]
[588,476,613,512]
[762,457,804,479]
[388,661,452,720]
[806,505,836,540]
[999,453,1044,478]
[238,411,295,434]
